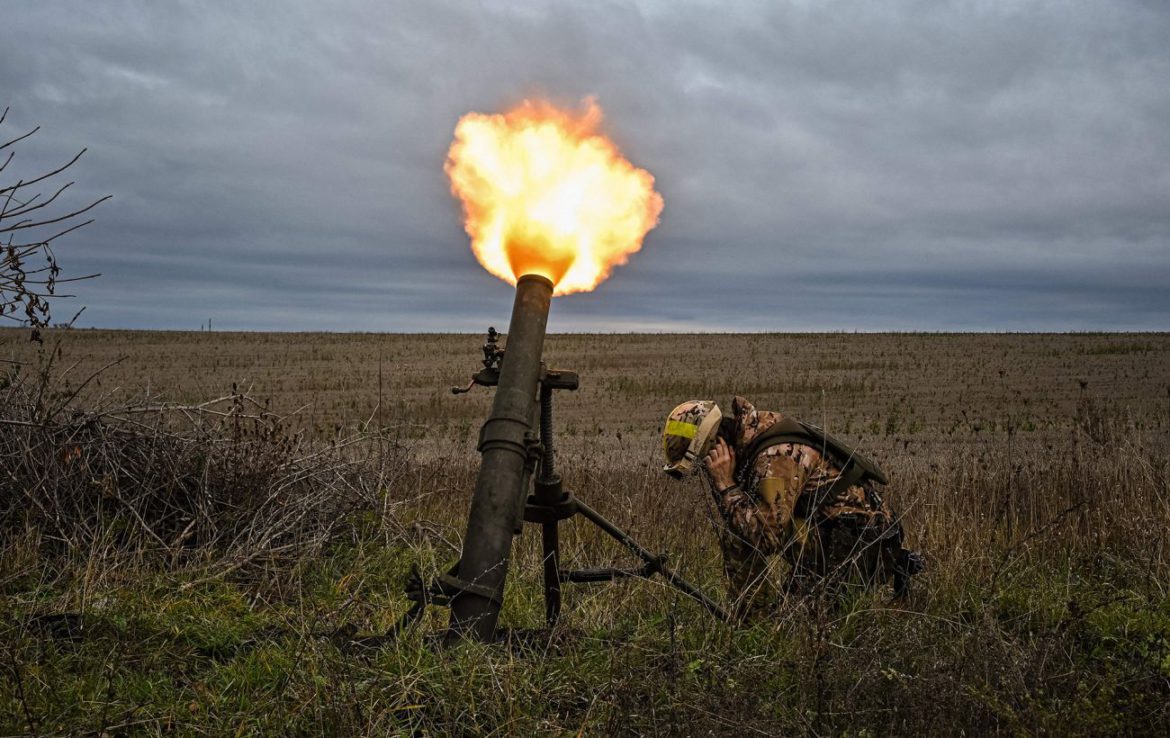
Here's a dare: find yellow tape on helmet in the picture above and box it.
[664,420,698,439]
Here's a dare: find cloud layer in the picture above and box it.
[4,0,1168,331]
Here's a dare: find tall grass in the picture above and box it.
[2,333,1169,735]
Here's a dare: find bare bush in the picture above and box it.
[1,107,109,340]
[0,352,403,576]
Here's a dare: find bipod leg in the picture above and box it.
[388,561,459,640]
[541,520,562,627]
[573,498,730,623]
[534,382,566,628]
[387,600,427,639]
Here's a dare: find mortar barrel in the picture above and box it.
[448,274,553,640]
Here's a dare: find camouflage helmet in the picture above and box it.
[662,400,723,478]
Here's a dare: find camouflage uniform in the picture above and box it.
[710,397,906,620]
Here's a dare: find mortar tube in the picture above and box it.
[448,274,553,641]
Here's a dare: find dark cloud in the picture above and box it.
[2,0,1167,331]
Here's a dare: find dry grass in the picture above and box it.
[3,329,1168,441]
[2,328,1169,735]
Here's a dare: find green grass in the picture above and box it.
[4,540,1169,736]
[3,331,1170,735]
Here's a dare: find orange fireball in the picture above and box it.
[445,98,663,295]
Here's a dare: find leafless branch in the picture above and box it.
[1,179,72,219]
[0,194,110,234]
[0,124,40,152]
[1,110,108,338]
[0,148,85,195]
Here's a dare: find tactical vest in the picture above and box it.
[735,417,888,517]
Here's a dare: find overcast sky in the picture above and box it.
[3,1,1168,331]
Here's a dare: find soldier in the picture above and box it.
[662,396,923,621]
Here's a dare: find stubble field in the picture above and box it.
[2,328,1169,735]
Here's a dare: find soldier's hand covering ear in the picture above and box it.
[705,437,736,492]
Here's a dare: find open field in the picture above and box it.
[3,329,1169,735]
[3,329,1169,444]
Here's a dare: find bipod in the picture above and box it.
[523,372,727,625]
[522,485,730,627]
[390,332,729,638]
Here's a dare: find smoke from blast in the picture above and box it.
[445,98,664,295]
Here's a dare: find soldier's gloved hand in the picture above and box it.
[898,549,925,576]
[705,437,736,492]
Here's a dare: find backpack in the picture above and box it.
[735,417,888,516]
[736,417,923,595]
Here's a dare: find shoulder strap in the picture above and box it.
[738,417,888,487]
[738,417,815,473]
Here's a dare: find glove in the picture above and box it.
[899,549,925,576]
[892,549,925,599]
